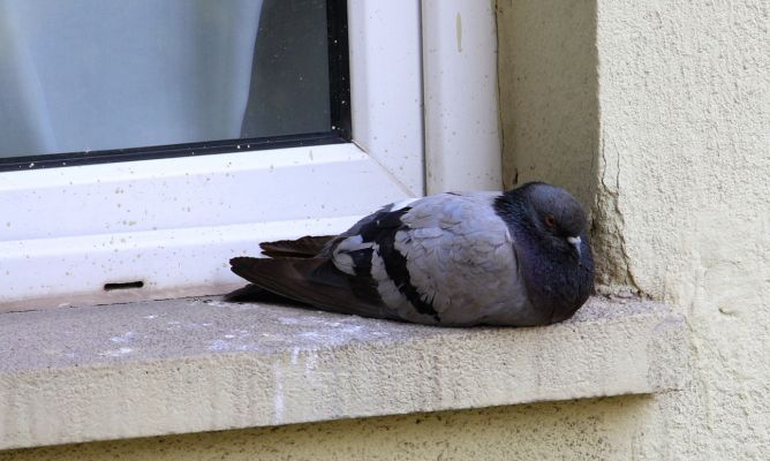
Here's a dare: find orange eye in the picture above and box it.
[544,215,556,227]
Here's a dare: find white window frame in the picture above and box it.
[0,0,500,311]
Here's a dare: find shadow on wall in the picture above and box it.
[497,0,599,206]
[0,395,655,460]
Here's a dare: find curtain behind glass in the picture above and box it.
[240,0,330,138]
[0,0,262,157]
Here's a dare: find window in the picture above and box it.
[0,0,348,167]
[0,1,500,310]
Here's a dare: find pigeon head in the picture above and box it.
[496,182,594,323]
[518,182,588,257]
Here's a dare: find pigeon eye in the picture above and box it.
[544,215,556,228]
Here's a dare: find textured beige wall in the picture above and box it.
[501,0,770,459]
[594,0,770,458]
[3,0,768,459]
[497,0,599,209]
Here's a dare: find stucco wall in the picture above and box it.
[594,0,770,457]
[497,0,598,208]
[3,1,768,459]
[501,0,770,458]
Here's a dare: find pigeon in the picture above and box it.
[227,182,594,327]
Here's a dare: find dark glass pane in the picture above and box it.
[241,0,330,138]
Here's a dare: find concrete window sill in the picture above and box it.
[0,296,686,450]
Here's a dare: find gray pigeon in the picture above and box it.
[228,182,594,327]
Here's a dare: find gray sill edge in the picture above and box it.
[0,295,687,451]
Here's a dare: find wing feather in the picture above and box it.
[259,235,335,258]
[229,256,402,321]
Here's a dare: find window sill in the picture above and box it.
[0,295,686,450]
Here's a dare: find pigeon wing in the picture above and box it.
[225,235,336,302]
[228,202,424,321]
[259,235,335,258]
[376,192,533,325]
[229,256,403,321]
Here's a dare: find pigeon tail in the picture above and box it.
[229,257,400,321]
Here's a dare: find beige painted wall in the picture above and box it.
[501,0,770,459]
[593,0,770,457]
[3,0,768,459]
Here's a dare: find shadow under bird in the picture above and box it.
[227,182,594,327]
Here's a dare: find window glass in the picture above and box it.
[0,0,344,165]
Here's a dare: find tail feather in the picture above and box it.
[259,235,335,258]
[223,283,310,306]
[229,256,399,321]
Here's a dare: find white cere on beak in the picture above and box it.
[567,236,582,257]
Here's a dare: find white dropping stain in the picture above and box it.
[278,317,300,325]
[304,350,320,387]
[142,314,157,320]
[109,332,136,343]
[208,339,230,351]
[204,301,230,309]
[208,334,259,352]
[100,347,134,357]
[273,365,285,424]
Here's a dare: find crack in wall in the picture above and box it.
[593,130,644,296]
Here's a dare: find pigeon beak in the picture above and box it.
[567,236,582,258]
